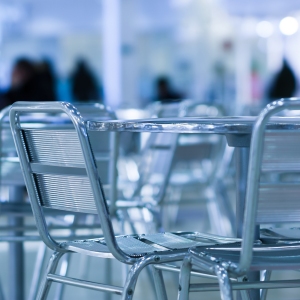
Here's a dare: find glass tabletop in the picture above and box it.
[87,116,300,134]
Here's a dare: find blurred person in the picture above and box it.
[0,58,56,110]
[70,59,100,102]
[154,76,183,102]
[35,59,57,101]
[268,59,297,101]
[0,58,38,109]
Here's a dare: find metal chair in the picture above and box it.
[121,101,234,235]
[0,103,119,300]
[9,101,238,300]
[177,98,300,300]
[27,102,120,300]
[166,101,234,235]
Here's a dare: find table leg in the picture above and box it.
[9,186,24,300]
[235,147,249,239]
[235,148,260,300]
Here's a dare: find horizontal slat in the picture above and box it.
[24,129,85,166]
[31,163,87,176]
[262,132,300,172]
[257,184,300,223]
[35,174,98,214]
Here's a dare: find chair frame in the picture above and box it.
[11,101,229,300]
[177,98,300,300]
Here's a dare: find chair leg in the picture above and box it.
[36,251,65,300]
[177,256,192,300]
[237,277,251,300]
[152,266,168,300]
[53,253,71,300]
[260,270,271,300]
[214,264,233,300]
[121,255,163,300]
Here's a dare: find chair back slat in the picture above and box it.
[21,127,98,214]
[262,132,300,172]
[24,129,85,166]
[35,173,97,213]
[257,131,300,223]
[240,99,300,273]
[257,184,300,223]
[10,102,129,262]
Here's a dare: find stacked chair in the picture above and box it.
[119,100,234,236]
[166,101,234,235]
[9,101,240,299]
[177,98,300,300]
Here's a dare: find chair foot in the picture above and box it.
[36,251,65,300]
[177,256,192,300]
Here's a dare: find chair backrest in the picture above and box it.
[173,101,226,182]
[10,102,129,262]
[134,101,226,204]
[133,102,183,204]
[239,98,300,273]
[0,103,117,195]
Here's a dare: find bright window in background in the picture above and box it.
[279,16,298,36]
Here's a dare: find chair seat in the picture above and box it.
[63,232,237,259]
[260,228,300,243]
[189,242,300,274]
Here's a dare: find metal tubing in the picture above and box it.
[154,264,221,280]
[121,253,185,300]
[152,266,168,300]
[37,251,64,300]
[235,147,260,300]
[104,259,113,300]
[260,270,272,300]
[47,274,123,294]
[189,279,300,292]
[235,147,250,239]
[8,186,25,300]
[53,253,70,300]
[214,265,233,300]
[237,277,251,300]
[178,257,192,300]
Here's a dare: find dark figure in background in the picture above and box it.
[0,58,38,109]
[0,58,56,110]
[155,76,182,102]
[35,60,57,101]
[70,60,100,102]
[268,59,297,100]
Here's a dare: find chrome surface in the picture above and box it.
[257,184,300,223]
[176,98,300,300]
[88,116,300,134]
[47,274,123,294]
[214,264,233,300]
[11,101,238,300]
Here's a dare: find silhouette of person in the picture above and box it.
[70,59,100,102]
[35,59,57,101]
[155,76,182,103]
[0,58,39,109]
[268,59,297,100]
[0,58,56,110]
